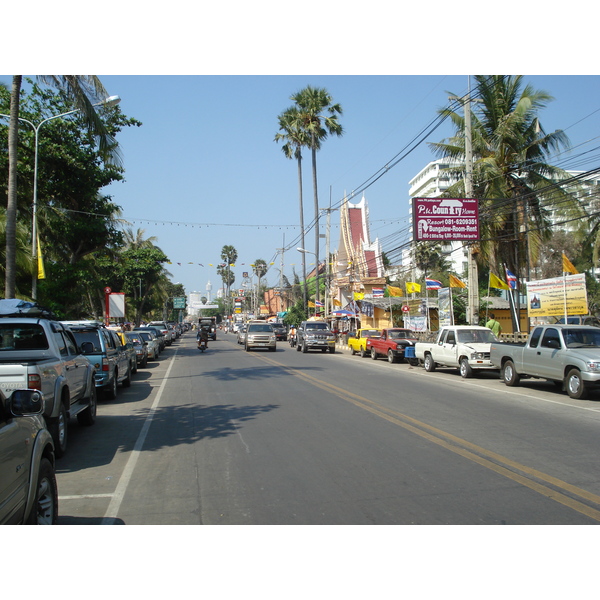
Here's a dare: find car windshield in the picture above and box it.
[0,324,49,350]
[363,330,380,337]
[249,324,273,332]
[562,328,600,348]
[306,323,328,330]
[126,334,143,345]
[388,330,412,340]
[138,332,154,342]
[456,329,497,343]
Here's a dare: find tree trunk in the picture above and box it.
[297,152,307,311]
[6,76,22,299]
[311,144,320,306]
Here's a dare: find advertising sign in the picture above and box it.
[526,274,588,317]
[108,293,125,318]
[412,197,479,241]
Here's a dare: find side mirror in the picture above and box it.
[546,339,561,349]
[9,390,45,416]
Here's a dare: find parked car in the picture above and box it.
[149,321,172,345]
[245,321,276,352]
[113,329,138,374]
[366,328,418,364]
[125,331,148,368]
[135,326,167,351]
[491,324,600,399]
[0,389,58,524]
[237,324,247,345]
[348,328,382,357]
[0,302,97,458]
[64,322,132,399]
[136,329,160,359]
[271,322,288,341]
[297,321,336,354]
[551,315,600,328]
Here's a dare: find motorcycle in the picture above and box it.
[197,337,208,352]
[288,333,296,348]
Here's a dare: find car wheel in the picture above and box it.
[408,358,419,367]
[502,360,520,386]
[350,347,356,355]
[566,368,588,399]
[122,365,132,388]
[424,353,436,372]
[329,347,335,354]
[459,358,473,379]
[387,350,397,364]
[371,348,378,360]
[245,344,251,352]
[77,384,97,426]
[360,348,367,358]
[26,458,58,525]
[302,343,308,353]
[105,373,118,400]
[49,403,68,458]
[269,346,276,352]
[296,342,301,351]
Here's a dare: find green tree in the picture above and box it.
[218,245,238,313]
[430,75,578,280]
[4,75,121,299]
[290,86,343,306]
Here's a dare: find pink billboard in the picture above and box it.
[412,197,480,241]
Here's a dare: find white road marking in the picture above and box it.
[101,349,178,524]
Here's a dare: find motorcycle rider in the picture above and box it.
[197,325,210,349]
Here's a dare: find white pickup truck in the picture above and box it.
[0,300,97,457]
[415,325,499,378]
[490,324,600,399]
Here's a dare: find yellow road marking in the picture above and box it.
[254,353,600,522]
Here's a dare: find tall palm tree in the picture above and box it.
[123,227,158,251]
[252,258,268,315]
[6,75,120,298]
[430,75,577,280]
[275,106,309,310]
[219,245,238,314]
[291,86,343,305]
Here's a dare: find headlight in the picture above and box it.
[585,361,600,371]
[471,352,485,360]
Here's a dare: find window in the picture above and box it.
[541,328,561,348]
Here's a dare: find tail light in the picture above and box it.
[28,373,42,390]
[102,357,109,372]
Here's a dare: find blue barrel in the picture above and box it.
[404,345,415,358]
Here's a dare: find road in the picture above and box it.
[55,330,600,525]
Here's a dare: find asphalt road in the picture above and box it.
[55,330,600,525]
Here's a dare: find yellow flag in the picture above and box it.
[489,272,509,290]
[333,298,342,306]
[406,282,421,294]
[449,274,466,288]
[353,292,364,300]
[562,253,578,274]
[387,285,403,297]
[308,301,316,308]
[37,234,45,280]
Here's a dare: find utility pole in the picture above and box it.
[463,77,479,325]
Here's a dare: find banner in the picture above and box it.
[438,288,452,327]
[526,273,587,317]
[36,234,45,280]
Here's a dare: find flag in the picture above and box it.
[504,267,518,289]
[308,301,316,308]
[315,300,324,307]
[490,272,510,290]
[372,287,384,297]
[426,278,443,290]
[449,274,466,288]
[353,292,364,300]
[562,253,578,274]
[387,285,403,297]
[406,282,421,294]
[36,234,45,280]
[333,298,342,306]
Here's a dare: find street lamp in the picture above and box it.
[1,94,121,299]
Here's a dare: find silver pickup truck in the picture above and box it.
[490,324,600,399]
[0,301,97,456]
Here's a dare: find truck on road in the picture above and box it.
[366,328,418,364]
[348,328,381,357]
[415,325,498,378]
[490,324,600,399]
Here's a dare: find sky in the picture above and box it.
[6,74,599,300]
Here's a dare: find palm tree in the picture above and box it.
[6,75,120,299]
[219,245,238,314]
[123,228,158,250]
[290,86,343,306]
[275,106,309,310]
[430,75,578,281]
